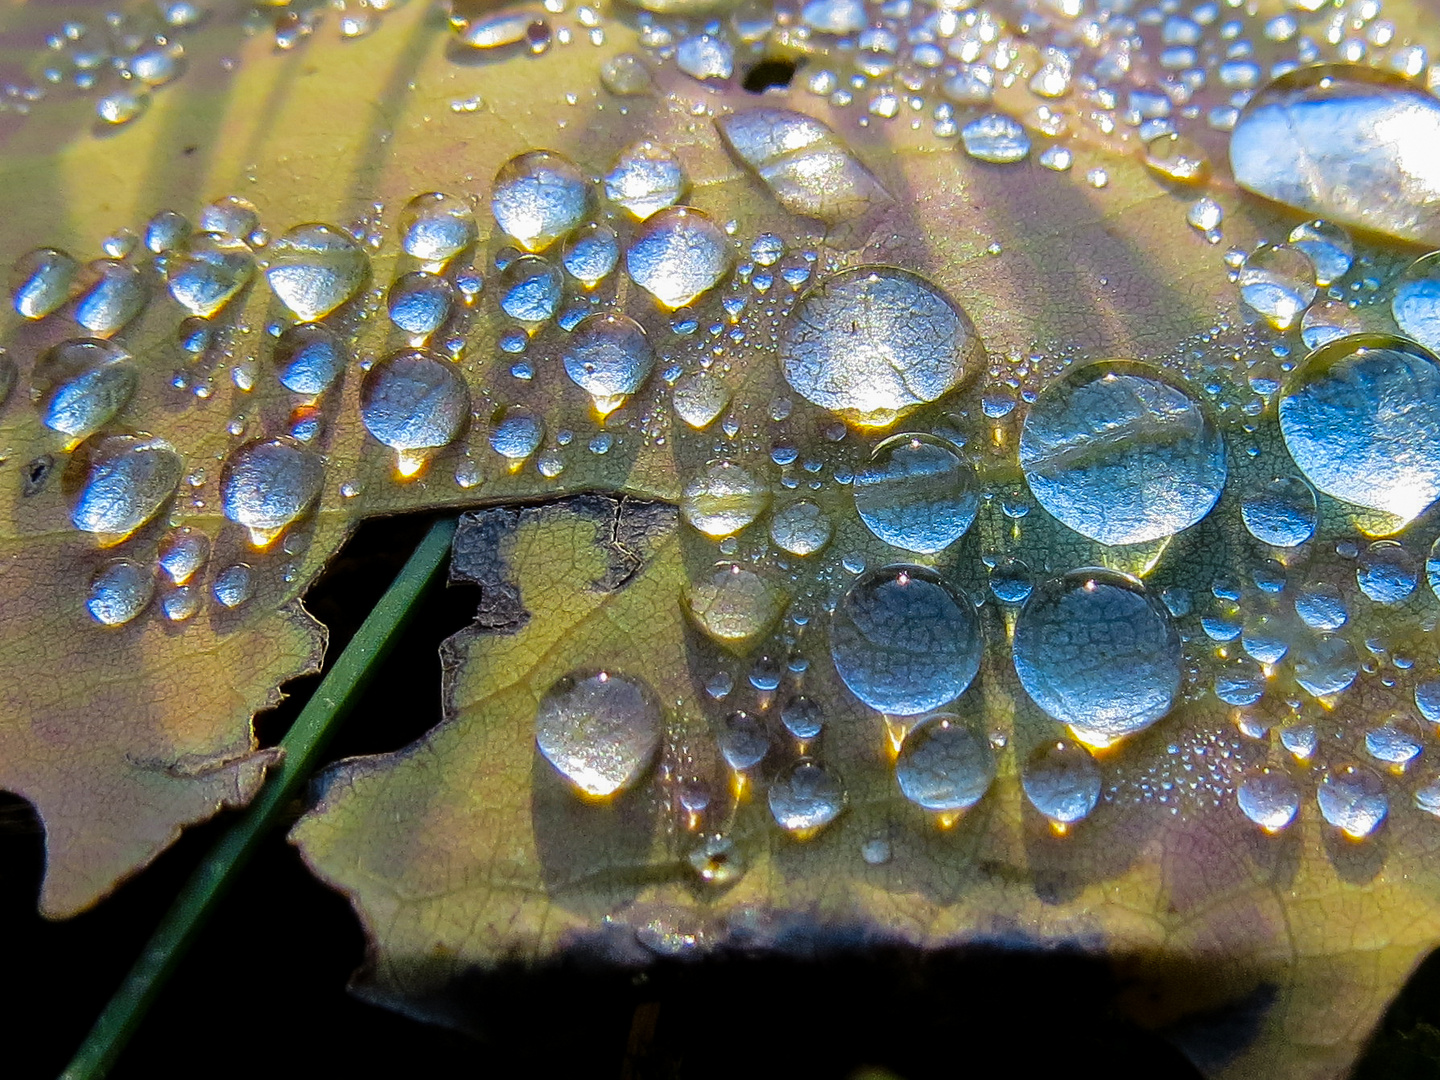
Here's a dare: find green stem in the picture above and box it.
[59,514,459,1080]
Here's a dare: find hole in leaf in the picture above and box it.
[742,57,800,93]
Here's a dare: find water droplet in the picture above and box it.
[802,0,865,33]
[1013,569,1181,739]
[1365,716,1423,767]
[830,565,981,716]
[626,206,731,308]
[769,499,831,556]
[716,108,886,223]
[200,196,259,241]
[535,669,662,797]
[220,437,324,545]
[498,254,562,322]
[561,222,619,286]
[1230,66,1440,247]
[165,231,255,318]
[86,559,153,626]
[1294,582,1347,632]
[360,349,470,468]
[1239,245,1316,331]
[491,150,589,253]
[779,266,981,429]
[144,210,192,255]
[1300,299,1362,350]
[861,836,892,864]
[1279,334,1440,524]
[66,433,182,539]
[960,113,1030,164]
[398,191,477,264]
[1392,251,1440,355]
[605,141,685,221]
[1241,475,1317,547]
[672,370,730,429]
[387,271,455,336]
[11,247,78,319]
[98,89,149,126]
[988,556,1033,604]
[490,405,544,462]
[1019,361,1225,546]
[896,712,995,812]
[1292,632,1359,698]
[600,52,653,96]
[1357,540,1417,603]
[681,460,769,538]
[34,337,137,441]
[1416,777,1440,817]
[562,312,654,415]
[718,709,770,770]
[1288,220,1353,287]
[74,259,147,335]
[1316,761,1388,838]
[1022,739,1101,825]
[1142,132,1210,184]
[453,8,537,49]
[781,695,824,740]
[684,562,785,651]
[853,432,978,553]
[1237,767,1301,831]
[213,563,255,609]
[765,758,845,838]
[265,223,368,321]
[158,530,208,586]
[275,323,346,395]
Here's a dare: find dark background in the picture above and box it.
[1,513,1435,1079]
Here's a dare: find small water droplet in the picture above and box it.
[86,559,153,626]
[1237,767,1301,831]
[275,323,346,395]
[220,436,324,545]
[11,247,78,319]
[165,231,255,318]
[562,312,654,415]
[769,499,831,556]
[561,222,619,287]
[605,140,685,220]
[1241,475,1317,547]
[681,460,769,538]
[961,113,1030,164]
[490,405,544,462]
[360,349,470,468]
[684,562,784,651]
[74,259,147,335]
[769,760,845,835]
[1316,760,1388,838]
[387,270,455,336]
[498,254,562,322]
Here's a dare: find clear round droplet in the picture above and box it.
[896,712,995,812]
[987,556,1033,604]
[769,760,845,834]
[718,709,770,771]
[684,562,784,652]
[275,323,346,395]
[74,259,147,335]
[961,113,1030,164]
[605,140,686,220]
[490,405,544,461]
[1239,244,1317,331]
[779,266,982,428]
[398,191,478,263]
[781,695,824,739]
[86,559,153,626]
[213,563,255,609]
[1012,568,1181,738]
[1241,475,1317,547]
[264,223,369,321]
[1279,334,1440,523]
[66,433,183,539]
[830,565,982,716]
[1357,540,1417,603]
[535,669,662,797]
[387,271,455,336]
[561,222,619,286]
[681,460,769,538]
[1292,632,1359,698]
[1022,739,1101,825]
[200,196,259,241]
[491,150,589,253]
[220,436,324,540]
[1316,761,1388,838]
[626,206,732,308]
[360,349,470,455]
[166,232,256,318]
[499,254,562,322]
[562,312,654,414]
[853,432,978,553]
[11,247,78,320]
[1019,361,1226,546]
[769,499,832,556]
[1237,767,1301,831]
[34,338,137,441]
[1392,251,1440,356]
[1288,219,1353,287]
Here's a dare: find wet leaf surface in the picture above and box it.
[3,0,1440,1075]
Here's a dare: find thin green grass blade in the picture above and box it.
[59,514,460,1080]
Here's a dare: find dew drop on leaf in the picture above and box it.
[534,670,662,798]
[625,206,732,308]
[264,223,369,321]
[66,433,183,540]
[895,712,995,813]
[853,432,978,554]
[491,150,589,253]
[1021,739,1101,826]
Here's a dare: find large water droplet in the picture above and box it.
[74,259,147,335]
[681,460,769,537]
[830,566,981,716]
[1230,66,1440,247]
[561,222,619,287]
[1236,767,1301,831]
[398,191,478,263]
[1392,251,1440,355]
[1279,334,1440,524]
[34,338,137,442]
[265,223,368,321]
[961,113,1030,164]
[498,254,562,322]
[672,370,730,429]
[684,562,785,652]
[1019,362,1226,546]
[779,266,982,428]
[11,247,78,319]
[1316,761,1388,838]
[718,709,770,770]
[275,323,346,395]
[562,312,654,415]
[86,559,153,626]
[716,108,886,223]
[66,433,183,539]
[769,760,845,835]
[491,150,589,253]
[1022,739,1101,826]
[360,349,470,469]
[166,232,255,318]
[1241,475,1317,547]
[853,432,978,554]
[220,436,324,544]
[1239,244,1317,331]
[1012,569,1181,740]
[490,405,544,462]
[769,499,832,556]
[896,712,995,812]
[535,669,662,797]
[387,270,455,336]
[1292,632,1358,698]
[605,141,685,220]
[626,206,731,308]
